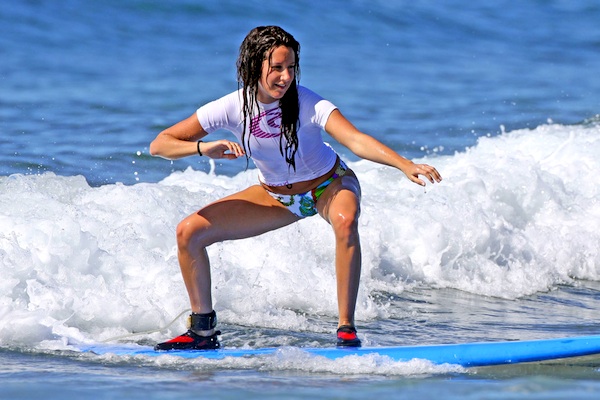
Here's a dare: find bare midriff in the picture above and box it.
[261,158,340,195]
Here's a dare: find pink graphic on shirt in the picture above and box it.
[250,108,282,138]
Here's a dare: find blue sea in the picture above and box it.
[2,0,600,398]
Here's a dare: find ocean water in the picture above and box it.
[2,0,600,398]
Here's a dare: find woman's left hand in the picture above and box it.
[404,163,442,186]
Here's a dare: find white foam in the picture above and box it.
[83,348,465,377]
[1,121,599,350]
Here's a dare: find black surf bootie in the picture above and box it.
[154,311,221,351]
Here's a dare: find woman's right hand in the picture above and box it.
[200,139,245,159]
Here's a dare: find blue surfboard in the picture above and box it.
[80,334,600,367]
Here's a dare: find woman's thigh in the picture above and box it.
[181,185,300,246]
[316,170,361,224]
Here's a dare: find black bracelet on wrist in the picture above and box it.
[197,140,203,157]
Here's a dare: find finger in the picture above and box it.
[430,167,442,182]
[423,165,442,181]
[234,143,245,156]
[227,141,244,157]
[419,165,442,183]
[416,166,434,184]
[412,165,430,184]
[410,174,425,186]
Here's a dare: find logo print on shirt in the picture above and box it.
[250,108,281,138]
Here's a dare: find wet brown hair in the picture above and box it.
[237,26,301,170]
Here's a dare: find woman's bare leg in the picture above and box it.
[317,171,362,328]
[176,185,299,333]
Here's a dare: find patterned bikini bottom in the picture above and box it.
[266,159,348,218]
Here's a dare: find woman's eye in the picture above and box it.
[271,65,294,72]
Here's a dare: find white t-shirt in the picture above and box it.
[196,85,338,186]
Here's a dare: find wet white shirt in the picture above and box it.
[196,85,338,186]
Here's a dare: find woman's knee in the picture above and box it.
[329,206,360,242]
[176,214,212,250]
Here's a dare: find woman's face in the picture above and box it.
[257,45,296,104]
